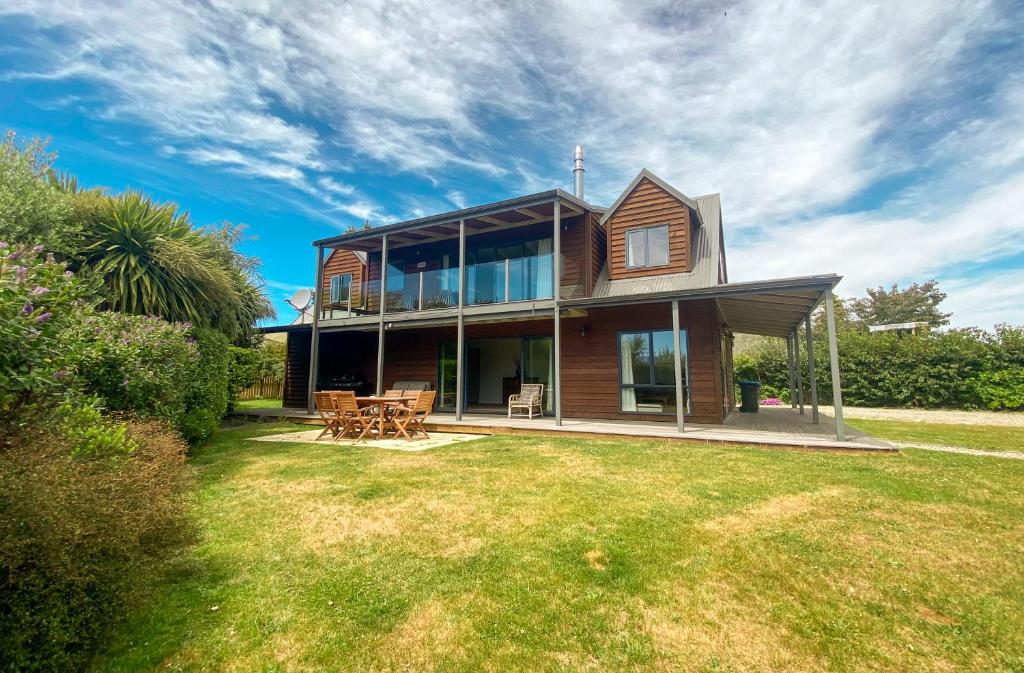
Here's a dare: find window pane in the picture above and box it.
[647,226,669,266]
[626,229,646,267]
[633,386,676,414]
[651,331,676,386]
[619,332,650,386]
[330,276,340,303]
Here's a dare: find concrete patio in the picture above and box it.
[233,405,893,452]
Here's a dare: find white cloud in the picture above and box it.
[3,0,1022,327]
[446,190,467,209]
[729,170,1024,328]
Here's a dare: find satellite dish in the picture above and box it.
[286,288,313,311]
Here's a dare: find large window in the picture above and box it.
[625,224,670,269]
[329,273,351,304]
[618,329,690,414]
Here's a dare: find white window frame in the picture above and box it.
[329,273,352,304]
[625,224,670,269]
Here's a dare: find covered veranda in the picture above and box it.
[558,273,851,441]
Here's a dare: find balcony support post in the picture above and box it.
[456,219,465,421]
[672,299,685,432]
[376,234,388,396]
[418,270,424,310]
[306,244,325,414]
[553,199,562,426]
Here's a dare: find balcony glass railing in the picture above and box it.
[465,252,553,305]
[350,248,552,317]
[383,267,460,313]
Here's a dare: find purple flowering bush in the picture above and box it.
[63,312,200,426]
[0,241,91,422]
[760,397,784,406]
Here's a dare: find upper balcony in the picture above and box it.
[313,190,601,325]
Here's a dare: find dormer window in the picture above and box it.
[625,224,670,269]
[329,273,351,303]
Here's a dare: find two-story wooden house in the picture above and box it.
[269,148,849,439]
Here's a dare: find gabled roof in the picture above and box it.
[588,193,722,299]
[598,169,701,227]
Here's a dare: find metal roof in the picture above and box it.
[564,272,841,338]
[312,188,599,248]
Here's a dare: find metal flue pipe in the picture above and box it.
[573,145,585,199]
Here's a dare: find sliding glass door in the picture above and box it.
[437,335,554,413]
[521,336,553,412]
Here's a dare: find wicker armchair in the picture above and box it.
[508,383,545,419]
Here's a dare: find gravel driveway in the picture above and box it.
[819,406,1024,427]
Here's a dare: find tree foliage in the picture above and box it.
[0,132,74,252]
[1,131,274,345]
[76,190,273,342]
[848,279,951,328]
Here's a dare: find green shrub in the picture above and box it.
[974,369,1024,410]
[180,328,230,443]
[0,419,192,672]
[732,324,1023,410]
[227,344,265,401]
[64,312,199,425]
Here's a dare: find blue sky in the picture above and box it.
[1,0,1022,328]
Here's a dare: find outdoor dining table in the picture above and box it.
[354,395,418,439]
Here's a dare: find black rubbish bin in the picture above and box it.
[738,380,761,413]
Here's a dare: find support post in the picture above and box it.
[306,245,325,414]
[824,289,846,441]
[786,334,797,408]
[805,316,819,424]
[376,234,388,396]
[553,200,562,426]
[417,270,424,311]
[672,300,685,432]
[794,326,804,415]
[456,219,465,421]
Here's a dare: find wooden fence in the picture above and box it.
[238,376,284,400]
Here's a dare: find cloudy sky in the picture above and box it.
[1,0,1021,328]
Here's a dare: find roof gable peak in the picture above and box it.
[599,169,700,227]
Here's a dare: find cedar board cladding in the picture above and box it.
[607,177,693,280]
[560,300,724,425]
[590,211,607,288]
[282,330,311,409]
[322,248,365,306]
[312,300,724,424]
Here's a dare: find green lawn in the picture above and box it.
[233,397,282,409]
[848,419,1024,452]
[93,424,1024,672]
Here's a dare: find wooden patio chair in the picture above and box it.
[329,390,362,439]
[392,390,436,440]
[314,391,343,439]
[333,390,378,442]
[508,384,544,419]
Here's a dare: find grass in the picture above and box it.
[92,424,1024,672]
[233,397,282,409]
[848,419,1024,452]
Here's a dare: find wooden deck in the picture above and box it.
[233,405,893,452]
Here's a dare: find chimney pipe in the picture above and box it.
[573,145,585,200]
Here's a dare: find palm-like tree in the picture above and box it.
[78,190,273,341]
